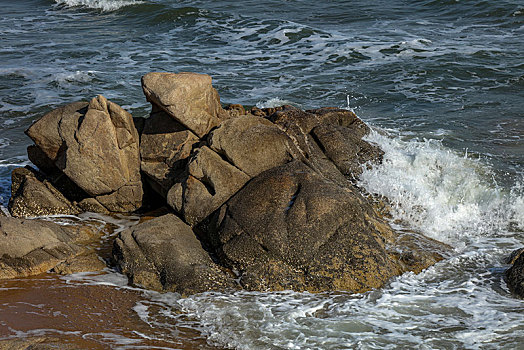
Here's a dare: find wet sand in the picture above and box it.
[0,273,222,349]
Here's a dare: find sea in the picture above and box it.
[0,0,523,349]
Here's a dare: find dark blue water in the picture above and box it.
[0,0,523,348]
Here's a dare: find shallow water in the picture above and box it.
[0,0,523,349]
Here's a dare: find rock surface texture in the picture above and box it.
[505,247,524,298]
[24,95,143,214]
[5,71,451,295]
[8,167,80,218]
[0,217,101,279]
[113,214,235,296]
[141,72,228,138]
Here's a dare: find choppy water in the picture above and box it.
[0,0,523,349]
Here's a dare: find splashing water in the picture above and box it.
[358,129,523,248]
[54,0,143,12]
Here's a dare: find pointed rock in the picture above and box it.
[25,96,143,213]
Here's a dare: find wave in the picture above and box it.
[358,129,524,247]
[52,70,97,88]
[53,0,144,12]
[255,97,299,109]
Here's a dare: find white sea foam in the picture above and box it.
[0,138,9,149]
[53,70,97,87]
[358,129,523,247]
[256,97,298,108]
[170,244,524,350]
[54,0,143,11]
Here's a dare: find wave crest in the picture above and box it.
[54,0,144,11]
[358,129,523,246]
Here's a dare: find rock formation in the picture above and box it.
[141,72,228,138]
[8,167,80,218]
[4,71,451,296]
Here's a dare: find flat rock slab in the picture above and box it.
[0,217,101,279]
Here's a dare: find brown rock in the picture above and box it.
[0,217,99,279]
[27,145,89,203]
[52,252,107,275]
[113,214,236,296]
[505,247,524,298]
[206,161,399,292]
[269,106,382,182]
[25,101,89,162]
[141,72,227,138]
[167,146,250,226]
[225,104,246,117]
[25,96,143,213]
[76,197,110,214]
[8,167,80,218]
[0,337,79,350]
[310,123,384,178]
[140,110,199,196]
[208,115,297,177]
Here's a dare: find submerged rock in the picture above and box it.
[0,217,101,279]
[505,247,524,298]
[24,95,143,213]
[113,214,236,296]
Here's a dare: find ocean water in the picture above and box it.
[0,0,523,349]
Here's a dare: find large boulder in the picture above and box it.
[204,160,447,293]
[140,109,199,197]
[208,114,298,177]
[141,72,228,138]
[8,167,80,218]
[0,217,101,279]
[113,214,236,296]
[25,95,143,213]
[505,247,524,298]
[167,146,250,226]
[205,161,395,292]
